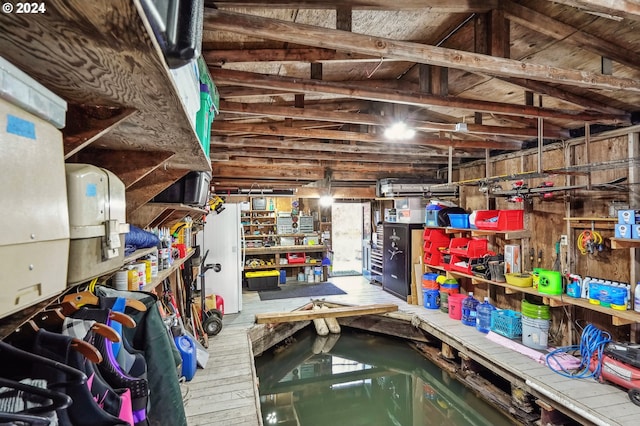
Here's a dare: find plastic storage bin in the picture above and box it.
[196,84,214,158]
[474,210,524,231]
[0,56,67,128]
[490,309,522,338]
[245,270,280,290]
[448,214,470,229]
[286,253,307,264]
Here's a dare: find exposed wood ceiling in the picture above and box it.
[204,0,640,195]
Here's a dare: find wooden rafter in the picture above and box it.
[211,122,523,150]
[503,1,640,71]
[209,0,496,11]
[204,9,640,93]
[202,48,388,65]
[212,136,475,158]
[219,101,568,138]
[547,0,640,21]
[211,68,627,123]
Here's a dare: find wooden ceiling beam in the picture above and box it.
[218,158,440,174]
[204,9,640,93]
[213,148,454,164]
[499,77,629,116]
[210,68,627,123]
[219,101,567,138]
[203,48,390,65]
[212,136,476,157]
[503,1,640,71]
[546,0,640,21]
[211,122,523,150]
[212,164,432,183]
[208,0,496,11]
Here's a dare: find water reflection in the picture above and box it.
[255,328,515,426]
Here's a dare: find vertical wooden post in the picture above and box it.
[629,131,639,342]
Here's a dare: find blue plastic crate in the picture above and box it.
[490,309,522,338]
[448,213,470,229]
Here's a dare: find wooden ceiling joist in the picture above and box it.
[211,68,626,123]
[203,48,388,65]
[210,0,496,11]
[212,137,475,158]
[219,101,568,138]
[204,9,640,93]
[548,0,640,21]
[503,1,640,71]
[211,121,523,150]
[213,148,455,164]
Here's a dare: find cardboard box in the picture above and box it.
[618,209,636,225]
[632,225,640,239]
[504,244,521,274]
[616,224,632,239]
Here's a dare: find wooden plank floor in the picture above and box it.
[184,276,640,426]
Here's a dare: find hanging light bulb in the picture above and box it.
[319,194,333,207]
[384,121,416,140]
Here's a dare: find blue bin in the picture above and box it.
[448,214,470,229]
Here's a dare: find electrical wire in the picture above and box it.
[545,323,611,379]
[576,230,603,255]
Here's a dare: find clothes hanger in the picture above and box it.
[57,301,136,329]
[10,320,103,364]
[0,339,87,386]
[62,290,147,312]
[0,377,72,414]
[33,308,121,343]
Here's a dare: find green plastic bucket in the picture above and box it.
[521,299,550,320]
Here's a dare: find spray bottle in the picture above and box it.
[566,274,582,298]
[634,282,640,313]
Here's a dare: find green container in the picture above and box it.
[521,299,550,320]
[196,90,213,158]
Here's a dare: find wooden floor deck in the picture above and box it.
[184,276,640,426]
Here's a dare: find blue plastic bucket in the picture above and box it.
[423,289,440,309]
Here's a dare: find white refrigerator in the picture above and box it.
[202,203,244,314]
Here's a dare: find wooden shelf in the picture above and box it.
[124,247,156,264]
[243,245,327,255]
[147,203,207,214]
[142,249,195,292]
[426,226,530,239]
[244,262,324,271]
[610,238,640,249]
[0,0,210,171]
[425,265,640,326]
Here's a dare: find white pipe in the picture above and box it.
[525,379,614,426]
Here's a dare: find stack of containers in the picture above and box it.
[422,273,440,309]
[521,299,551,349]
[439,278,459,314]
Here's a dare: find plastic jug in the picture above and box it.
[461,292,479,326]
[174,335,197,381]
[475,297,495,333]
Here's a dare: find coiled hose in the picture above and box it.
[545,323,611,379]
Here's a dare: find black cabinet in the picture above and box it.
[382,223,422,300]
